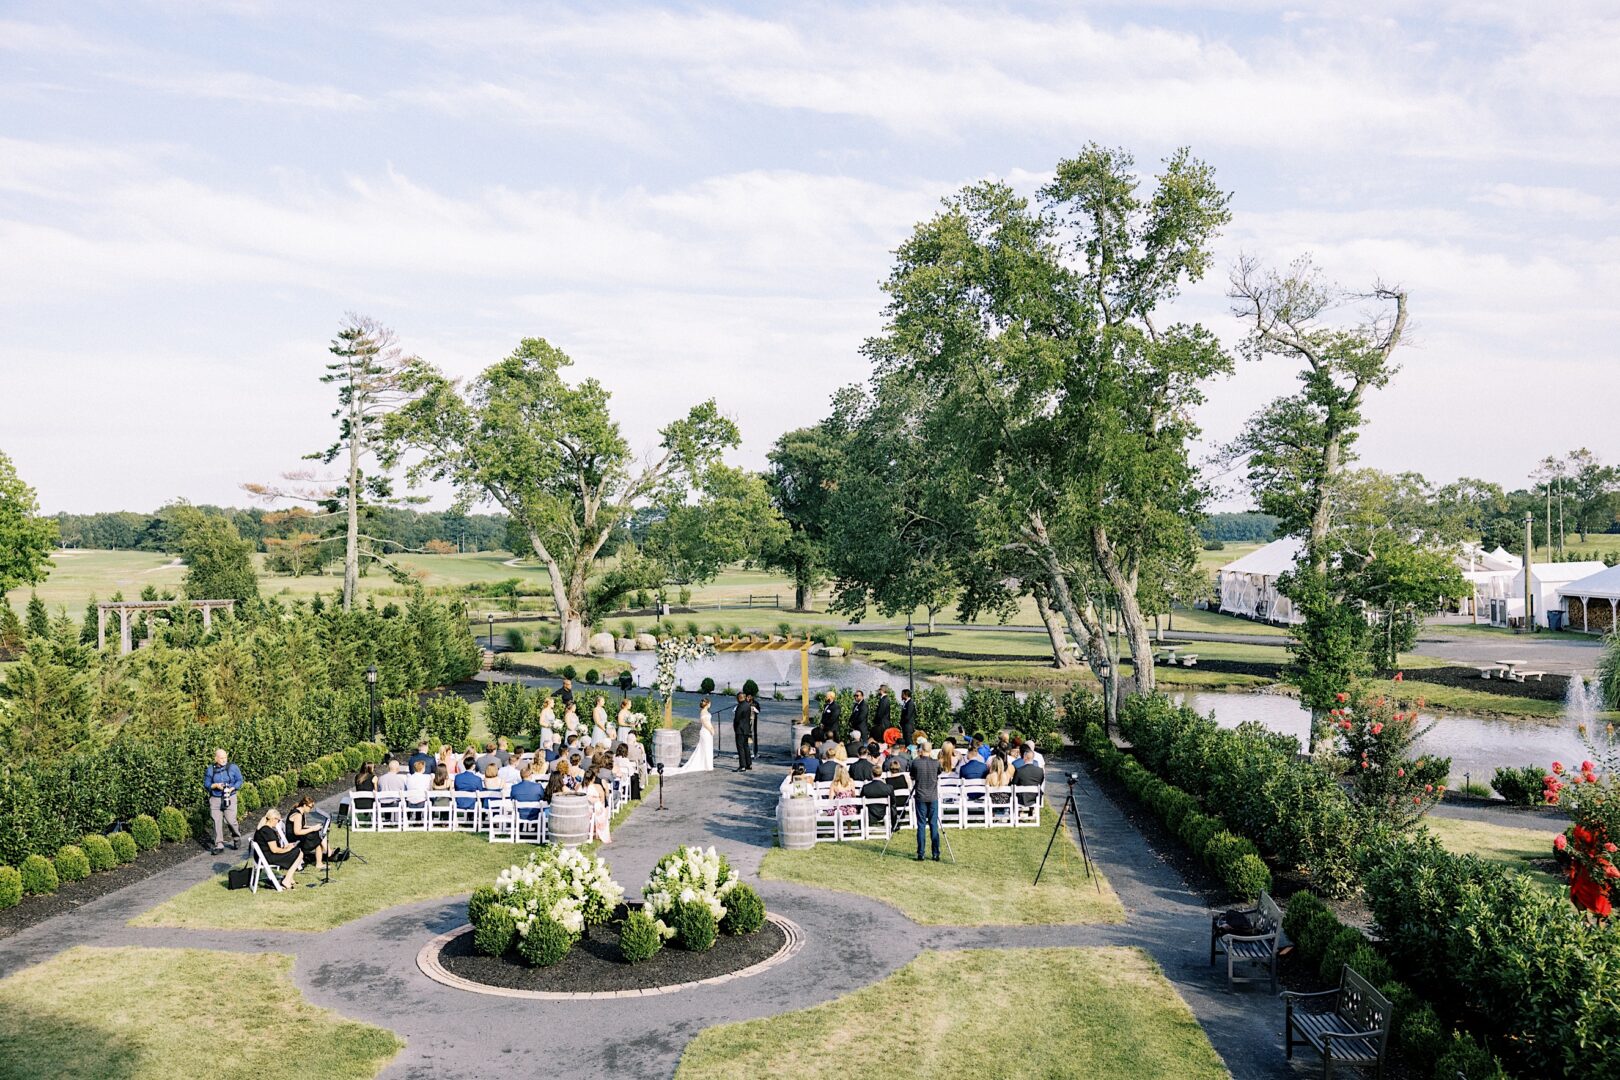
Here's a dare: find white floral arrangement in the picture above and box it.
[784,776,817,800]
[493,845,624,940]
[654,636,715,701]
[642,844,739,940]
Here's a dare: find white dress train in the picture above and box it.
[677,709,716,773]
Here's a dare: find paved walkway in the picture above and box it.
[0,707,1301,1079]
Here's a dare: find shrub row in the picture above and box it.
[0,740,383,910]
[1115,695,1363,895]
[1363,835,1620,1080]
[1079,724,1271,900]
[380,694,473,753]
[1283,892,1512,1080]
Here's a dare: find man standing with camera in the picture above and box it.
[205,748,243,855]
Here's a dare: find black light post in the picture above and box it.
[487,612,495,651]
[905,618,916,699]
[1097,655,1112,735]
[366,664,379,742]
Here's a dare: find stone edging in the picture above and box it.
[415,911,804,1000]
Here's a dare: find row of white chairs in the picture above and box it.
[342,781,629,844]
[805,781,1044,843]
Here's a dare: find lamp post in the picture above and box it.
[487,612,495,651]
[1097,655,1112,735]
[905,618,916,700]
[365,664,379,742]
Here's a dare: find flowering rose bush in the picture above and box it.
[1332,685,1449,831]
[1544,727,1620,917]
[488,846,624,961]
[642,844,741,942]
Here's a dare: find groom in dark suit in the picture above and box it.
[873,687,893,738]
[900,688,917,745]
[732,692,753,772]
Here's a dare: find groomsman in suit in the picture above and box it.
[819,691,841,739]
[848,690,868,745]
[873,687,893,738]
[732,692,753,772]
[746,693,762,757]
[900,687,917,745]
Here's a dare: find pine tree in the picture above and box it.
[24,593,48,638]
[79,594,99,645]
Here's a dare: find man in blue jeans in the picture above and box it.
[908,738,942,861]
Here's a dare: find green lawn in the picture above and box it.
[759,809,1123,925]
[676,947,1228,1079]
[0,946,400,1080]
[1426,815,1565,892]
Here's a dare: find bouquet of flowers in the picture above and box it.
[493,846,624,940]
[642,844,739,940]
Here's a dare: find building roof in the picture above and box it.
[1218,535,1305,577]
[1515,561,1608,586]
[1557,563,1620,601]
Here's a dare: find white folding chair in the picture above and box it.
[861,797,891,840]
[423,791,455,830]
[487,798,518,843]
[402,793,429,830]
[348,792,377,831]
[986,789,1015,827]
[890,792,913,831]
[249,841,287,893]
[513,800,547,844]
[938,777,965,829]
[1012,786,1043,827]
[813,795,839,842]
[960,780,990,828]
[476,790,506,834]
[374,791,405,831]
[451,790,481,831]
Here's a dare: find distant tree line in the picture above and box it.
[1198,512,1279,543]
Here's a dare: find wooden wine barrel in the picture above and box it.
[548,794,591,847]
[778,795,817,850]
[791,724,813,755]
[652,728,684,772]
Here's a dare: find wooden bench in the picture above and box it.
[1284,965,1392,1079]
[1210,891,1283,992]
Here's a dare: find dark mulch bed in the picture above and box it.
[440,906,786,993]
[1403,665,1568,701]
[0,774,354,942]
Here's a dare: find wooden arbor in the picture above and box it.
[97,599,236,654]
[711,634,814,726]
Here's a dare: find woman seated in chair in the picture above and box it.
[828,765,860,818]
[985,752,1014,810]
[429,763,453,792]
[255,808,305,886]
[583,766,613,845]
[285,796,333,870]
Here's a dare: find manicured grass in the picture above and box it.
[676,946,1228,1080]
[759,808,1123,925]
[1159,604,1288,637]
[133,830,566,932]
[1426,815,1565,892]
[0,946,400,1080]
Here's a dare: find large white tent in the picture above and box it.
[1508,561,1607,629]
[1456,544,1522,618]
[1558,564,1620,635]
[1216,536,1305,625]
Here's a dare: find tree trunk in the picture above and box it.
[794,581,807,611]
[1035,589,1079,669]
[343,391,360,612]
[1093,524,1155,696]
[926,606,937,634]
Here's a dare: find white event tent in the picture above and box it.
[1456,544,1521,618]
[1216,536,1305,625]
[1558,564,1620,635]
[1508,561,1607,629]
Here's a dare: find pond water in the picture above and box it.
[613,649,909,699]
[1173,690,1597,783]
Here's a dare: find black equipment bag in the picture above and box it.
[226,863,253,890]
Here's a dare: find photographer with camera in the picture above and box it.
[205,748,243,855]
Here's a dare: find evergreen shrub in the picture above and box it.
[19,854,57,894]
[55,844,90,882]
[157,806,190,843]
[109,831,137,864]
[129,814,161,851]
[82,833,116,872]
[619,909,663,963]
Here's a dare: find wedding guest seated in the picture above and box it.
[1013,744,1045,804]
[798,744,820,775]
[495,737,513,766]
[816,744,847,783]
[254,808,304,885]
[481,761,504,791]
[888,741,913,770]
[510,766,545,820]
[430,764,453,792]
[780,763,812,797]
[285,795,333,869]
[938,740,959,775]
[1022,739,1046,769]
[404,760,432,805]
[544,769,569,804]
[986,753,1014,806]
[844,728,864,760]
[848,745,876,783]
[958,751,989,781]
[353,762,377,792]
[497,755,522,788]
[407,741,435,775]
[973,735,992,762]
[437,744,460,776]
[828,766,859,816]
[453,759,483,809]
[884,757,911,817]
[377,760,407,793]
[859,770,893,827]
[475,743,499,773]
[611,744,636,781]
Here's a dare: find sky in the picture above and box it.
[2,1,1617,515]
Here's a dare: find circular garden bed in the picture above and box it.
[422,902,799,998]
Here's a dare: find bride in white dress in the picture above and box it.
[677,698,716,773]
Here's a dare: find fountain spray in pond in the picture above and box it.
[1565,674,1605,729]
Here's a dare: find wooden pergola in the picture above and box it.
[97,599,236,654]
[710,635,814,725]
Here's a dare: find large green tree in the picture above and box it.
[0,450,57,603]
[171,506,259,603]
[860,146,1232,698]
[385,338,740,654]
[762,426,843,611]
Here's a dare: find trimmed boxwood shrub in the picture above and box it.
[1220,853,1272,901]
[55,844,91,882]
[129,814,161,852]
[158,805,190,843]
[281,768,299,791]
[342,746,363,771]
[673,898,718,952]
[474,907,516,957]
[0,865,21,909]
[109,830,138,864]
[236,781,261,813]
[20,854,58,895]
[516,916,574,967]
[620,908,663,963]
[256,775,283,805]
[720,883,766,935]
[1393,998,1447,1069]
[699,676,716,694]
[1490,765,1544,807]
[584,668,599,685]
[466,885,499,930]
[1433,1031,1510,1080]
[82,833,117,872]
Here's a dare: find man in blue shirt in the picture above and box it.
[509,767,545,821]
[453,763,483,810]
[959,753,989,781]
[204,748,244,855]
[798,743,820,776]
